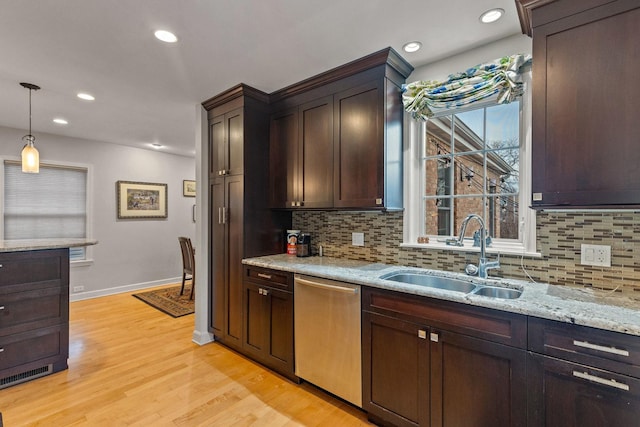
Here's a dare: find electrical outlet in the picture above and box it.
[352,232,365,246]
[73,285,85,293]
[580,244,611,267]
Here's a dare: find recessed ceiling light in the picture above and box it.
[154,30,178,43]
[151,143,163,149]
[53,118,68,125]
[403,41,422,53]
[480,8,504,23]
[77,93,95,101]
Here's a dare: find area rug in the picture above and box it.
[133,285,194,317]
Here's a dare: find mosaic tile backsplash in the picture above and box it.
[293,211,640,301]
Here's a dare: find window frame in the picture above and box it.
[1,158,94,266]
[402,69,539,257]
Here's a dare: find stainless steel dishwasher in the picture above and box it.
[294,274,362,407]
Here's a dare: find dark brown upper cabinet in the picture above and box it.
[517,0,640,208]
[269,97,334,209]
[269,47,413,210]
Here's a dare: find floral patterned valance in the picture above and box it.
[402,54,531,120]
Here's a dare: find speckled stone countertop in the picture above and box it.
[243,254,640,337]
[0,238,98,252]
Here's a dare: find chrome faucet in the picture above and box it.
[448,214,500,279]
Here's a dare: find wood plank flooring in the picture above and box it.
[0,286,373,426]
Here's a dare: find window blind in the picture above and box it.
[3,161,88,260]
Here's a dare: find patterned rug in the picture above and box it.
[133,285,194,317]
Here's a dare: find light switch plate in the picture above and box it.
[352,232,365,246]
[580,244,611,267]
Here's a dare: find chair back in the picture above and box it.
[178,237,194,274]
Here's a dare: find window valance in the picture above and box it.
[402,54,531,120]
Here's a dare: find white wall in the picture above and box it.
[0,125,196,300]
[408,33,532,82]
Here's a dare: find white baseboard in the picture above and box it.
[192,329,215,345]
[69,277,182,302]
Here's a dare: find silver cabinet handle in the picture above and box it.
[0,264,3,268]
[257,273,272,280]
[218,207,222,225]
[573,340,630,357]
[572,370,630,391]
[295,277,358,294]
[0,306,4,310]
[0,348,4,353]
[221,207,227,224]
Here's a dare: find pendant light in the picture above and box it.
[20,82,41,173]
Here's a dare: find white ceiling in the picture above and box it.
[0,0,522,158]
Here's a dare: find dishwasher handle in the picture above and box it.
[296,277,359,295]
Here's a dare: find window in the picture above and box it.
[403,71,536,255]
[3,161,89,261]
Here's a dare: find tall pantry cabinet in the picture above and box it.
[203,84,290,350]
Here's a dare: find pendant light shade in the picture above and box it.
[21,135,39,173]
[20,82,41,174]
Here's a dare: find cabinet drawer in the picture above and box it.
[529,317,640,378]
[363,287,527,349]
[244,266,293,291]
[0,249,67,288]
[0,325,67,371]
[0,287,65,335]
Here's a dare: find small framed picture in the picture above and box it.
[183,180,196,197]
[116,180,168,219]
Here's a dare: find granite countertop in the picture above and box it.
[0,238,98,252]
[243,254,640,337]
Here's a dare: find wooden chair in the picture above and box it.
[178,237,195,300]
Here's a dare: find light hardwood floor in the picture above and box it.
[0,285,373,426]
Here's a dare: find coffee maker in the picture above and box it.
[296,233,311,257]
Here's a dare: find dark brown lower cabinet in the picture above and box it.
[528,353,640,427]
[242,266,297,381]
[362,287,527,427]
[363,312,429,427]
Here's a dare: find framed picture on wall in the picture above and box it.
[116,180,168,219]
[183,180,196,197]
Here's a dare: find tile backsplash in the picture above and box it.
[293,210,640,300]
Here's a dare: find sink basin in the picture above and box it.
[473,286,522,299]
[381,273,476,293]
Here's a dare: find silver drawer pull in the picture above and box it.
[0,306,4,310]
[257,273,272,280]
[572,370,630,391]
[573,340,630,357]
[0,348,3,353]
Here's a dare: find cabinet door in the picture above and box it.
[225,108,244,176]
[531,2,640,207]
[528,353,640,427]
[209,180,226,337]
[269,108,299,208]
[430,330,527,427]
[362,311,430,427]
[299,96,334,208]
[264,286,294,374]
[243,281,294,377]
[224,175,244,348]
[333,80,384,208]
[243,281,267,356]
[209,115,225,178]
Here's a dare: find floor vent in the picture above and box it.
[0,364,53,389]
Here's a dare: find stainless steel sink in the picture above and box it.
[380,272,523,299]
[380,273,476,293]
[472,286,522,299]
